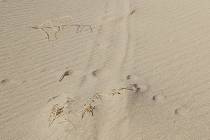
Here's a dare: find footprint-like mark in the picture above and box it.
[91,69,101,77]
[31,16,71,41]
[174,105,190,116]
[152,94,166,103]
[126,75,149,94]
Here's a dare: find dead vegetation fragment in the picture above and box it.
[81,93,103,119]
[48,96,78,126]
[48,95,59,103]
[129,9,136,15]
[48,104,65,127]
[49,74,147,125]
[59,70,73,82]
[89,93,103,103]
[81,103,96,119]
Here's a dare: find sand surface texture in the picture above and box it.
[0,0,210,140]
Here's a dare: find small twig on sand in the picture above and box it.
[130,9,136,15]
[59,70,73,82]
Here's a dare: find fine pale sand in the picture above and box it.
[0,0,210,140]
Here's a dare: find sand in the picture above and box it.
[0,0,210,140]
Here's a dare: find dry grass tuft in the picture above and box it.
[48,104,65,127]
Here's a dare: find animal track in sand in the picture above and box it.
[69,24,95,33]
[126,75,149,94]
[111,84,141,96]
[31,16,96,41]
[31,24,67,41]
[31,16,71,41]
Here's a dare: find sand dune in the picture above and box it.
[0,0,210,140]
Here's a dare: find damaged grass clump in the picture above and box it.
[48,97,76,127]
[48,104,65,127]
[48,75,147,126]
[81,103,96,119]
[81,93,103,119]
